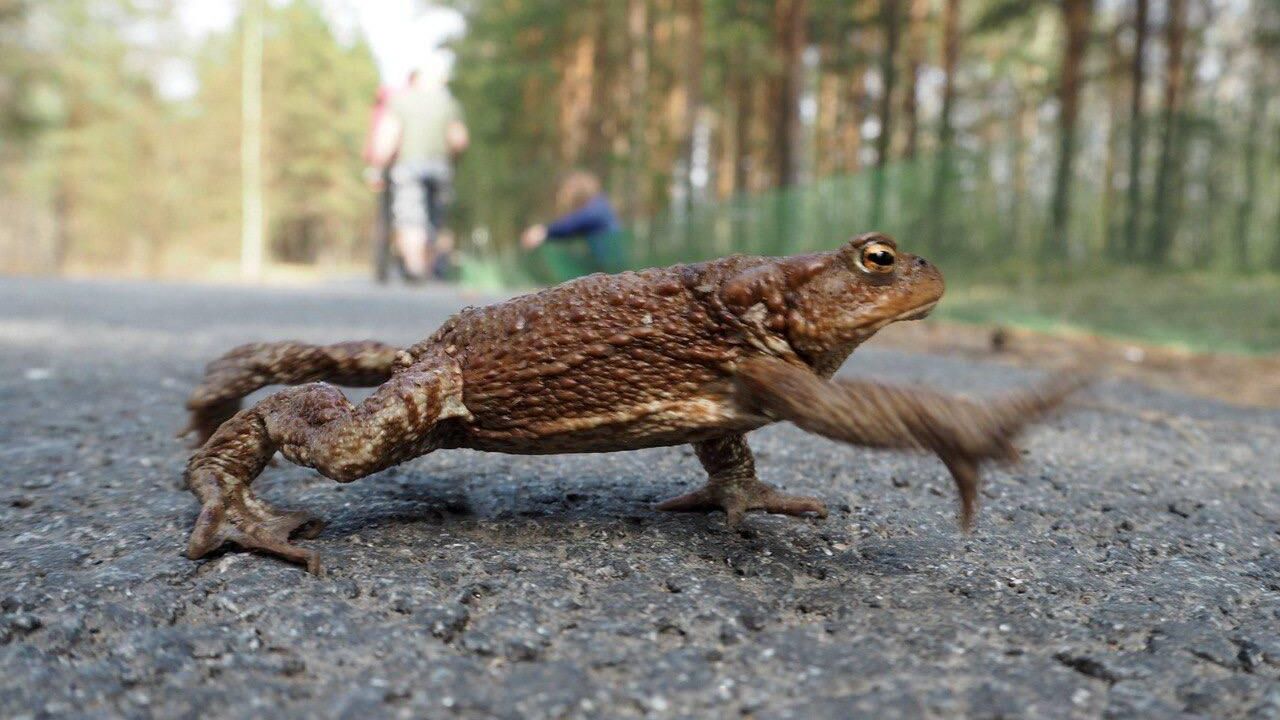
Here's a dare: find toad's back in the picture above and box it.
[426,261,769,453]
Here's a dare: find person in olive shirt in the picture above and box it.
[370,55,468,281]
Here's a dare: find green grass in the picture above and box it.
[936,270,1280,356]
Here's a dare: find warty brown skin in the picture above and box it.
[182,233,1080,573]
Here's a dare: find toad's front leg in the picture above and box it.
[732,356,1084,528]
[657,435,828,526]
[184,355,471,573]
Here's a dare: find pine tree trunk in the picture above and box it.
[557,25,597,167]
[1170,15,1205,265]
[1271,107,1280,271]
[870,0,901,227]
[1007,96,1035,251]
[1147,0,1187,265]
[750,68,774,194]
[902,0,928,160]
[1273,126,1280,272]
[714,89,735,200]
[772,0,807,188]
[585,0,613,177]
[1045,0,1095,263]
[814,68,840,178]
[625,0,650,220]
[1100,26,1125,256]
[658,0,688,208]
[732,61,752,195]
[1223,73,1264,269]
[680,0,704,207]
[837,28,868,175]
[1122,0,1148,261]
[926,0,960,250]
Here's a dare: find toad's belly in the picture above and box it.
[458,396,771,454]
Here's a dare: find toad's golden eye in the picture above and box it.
[860,243,897,273]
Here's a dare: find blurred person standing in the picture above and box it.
[369,54,468,281]
[363,84,400,283]
[521,170,624,274]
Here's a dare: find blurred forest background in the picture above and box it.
[1,0,1278,352]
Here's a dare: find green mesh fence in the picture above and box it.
[458,149,1280,352]
[468,148,1280,284]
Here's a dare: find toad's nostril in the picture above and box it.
[915,257,929,268]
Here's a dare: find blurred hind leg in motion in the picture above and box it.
[184,354,472,573]
[182,340,402,445]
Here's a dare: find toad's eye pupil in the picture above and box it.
[868,250,894,266]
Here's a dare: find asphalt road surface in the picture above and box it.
[2,276,1279,719]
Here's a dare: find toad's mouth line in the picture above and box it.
[899,299,939,322]
[856,300,940,338]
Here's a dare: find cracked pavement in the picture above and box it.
[2,276,1279,719]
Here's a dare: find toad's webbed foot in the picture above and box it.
[184,355,469,572]
[181,340,402,446]
[658,435,827,527]
[656,478,827,527]
[187,488,325,574]
[185,403,330,572]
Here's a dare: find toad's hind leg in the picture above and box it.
[656,435,828,527]
[182,340,402,446]
[184,356,470,573]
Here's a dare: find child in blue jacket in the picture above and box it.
[521,171,623,272]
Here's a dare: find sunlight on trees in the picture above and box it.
[0,0,1277,287]
[0,0,377,276]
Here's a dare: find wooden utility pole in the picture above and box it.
[241,0,265,279]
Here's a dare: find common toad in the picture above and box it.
[182,233,1080,572]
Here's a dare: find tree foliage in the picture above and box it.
[1,0,1278,279]
[0,0,378,274]
[445,0,1280,277]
